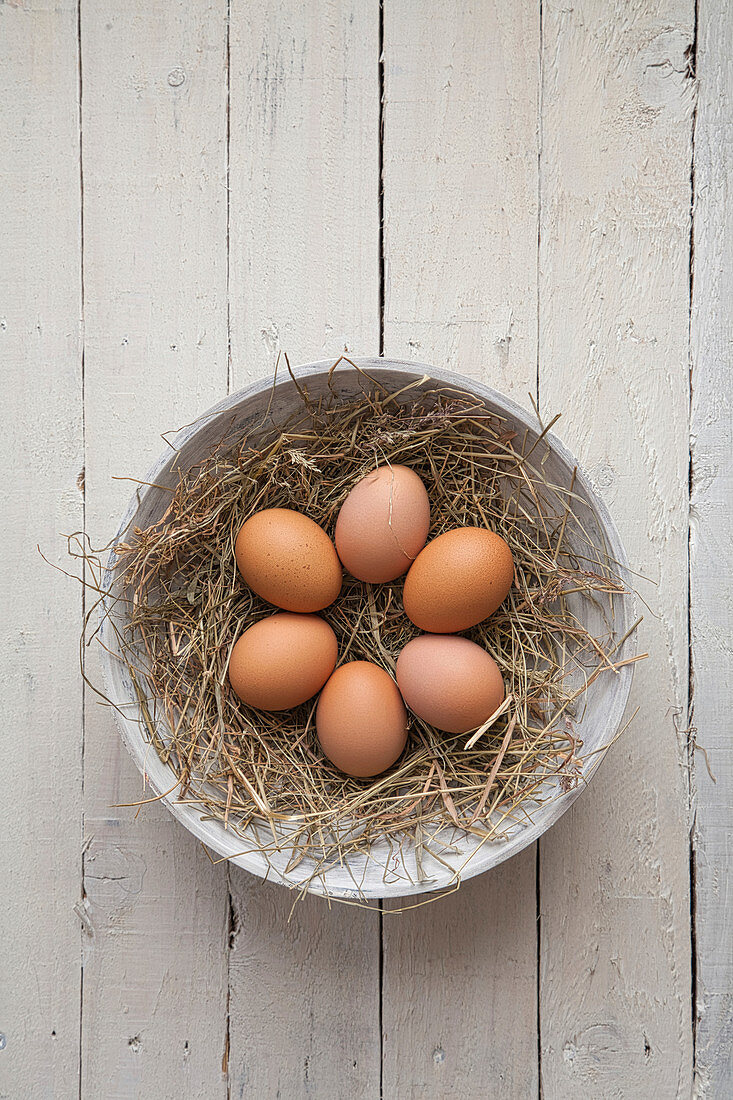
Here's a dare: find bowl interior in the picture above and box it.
[101,358,635,900]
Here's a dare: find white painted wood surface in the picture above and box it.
[690,2,733,1095]
[538,2,696,1096]
[1,3,83,1096]
[80,3,230,1095]
[383,0,539,402]
[229,0,381,383]
[3,0,730,1097]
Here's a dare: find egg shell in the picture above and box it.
[335,465,430,582]
[316,661,408,778]
[235,507,342,613]
[396,634,505,734]
[402,527,514,633]
[228,613,338,712]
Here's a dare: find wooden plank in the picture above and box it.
[690,1,733,1093]
[383,0,540,402]
[0,2,83,1096]
[226,3,382,1096]
[80,3,230,1096]
[382,867,539,1097]
[228,881,380,1098]
[228,0,381,383]
[381,2,540,1094]
[538,2,695,1096]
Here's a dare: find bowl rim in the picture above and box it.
[100,356,636,900]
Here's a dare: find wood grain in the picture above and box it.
[382,0,540,402]
[80,2,230,1096]
[382,869,539,1098]
[228,0,381,386]
[228,880,380,1098]
[690,1,733,1093]
[381,2,540,1094]
[0,2,83,1096]
[226,3,382,1095]
[538,2,695,1096]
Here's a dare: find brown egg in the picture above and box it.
[235,507,342,612]
[228,613,338,712]
[396,635,505,734]
[403,527,514,633]
[335,465,430,582]
[316,661,408,778]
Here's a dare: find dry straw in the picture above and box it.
[74,365,641,903]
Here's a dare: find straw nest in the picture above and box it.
[76,365,640,904]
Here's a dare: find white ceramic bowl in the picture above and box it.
[101,358,635,900]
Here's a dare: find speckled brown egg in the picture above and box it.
[228,613,338,712]
[402,527,514,633]
[335,464,430,582]
[235,507,342,612]
[396,634,505,734]
[316,661,408,778]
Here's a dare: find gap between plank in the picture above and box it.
[225,2,233,1094]
[76,2,87,1097]
[535,3,544,1096]
[378,908,384,1099]
[378,0,385,359]
[226,0,232,395]
[535,0,544,414]
[536,843,543,1099]
[378,2,386,1094]
[686,0,700,1074]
